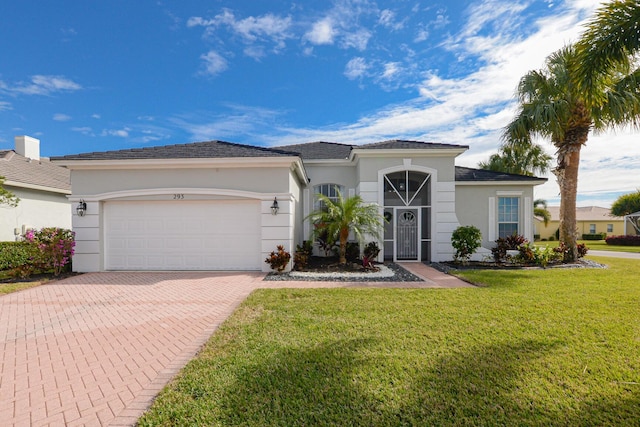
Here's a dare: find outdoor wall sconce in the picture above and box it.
[76,200,87,217]
[270,197,279,215]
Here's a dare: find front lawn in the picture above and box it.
[139,257,640,426]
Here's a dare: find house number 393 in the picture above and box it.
[173,194,185,199]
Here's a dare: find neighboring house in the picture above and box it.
[51,140,546,272]
[0,136,71,241]
[534,206,624,240]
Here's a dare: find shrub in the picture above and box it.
[265,245,291,273]
[582,233,606,240]
[0,241,40,271]
[293,241,313,271]
[451,226,482,263]
[25,228,76,276]
[531,245,563,267]
[517,243,535,263]
[362,242,380,269]
[345,242,360,263]
[554,242,588,262]
[492,234,528,262]
[605,235,640,246]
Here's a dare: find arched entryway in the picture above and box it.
[382,170,432,262]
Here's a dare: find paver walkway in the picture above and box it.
[0,265,471,426]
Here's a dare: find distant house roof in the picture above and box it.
[51,140,297,161]
[455,166,547,182]
[541,206,622,222]
[0,150,70,193]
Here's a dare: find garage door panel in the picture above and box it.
[105,200,261,270]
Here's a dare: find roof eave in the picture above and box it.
[350,147,468,161]
[51,156,302,170]
[455,179,547,186]
[4,180,71,195]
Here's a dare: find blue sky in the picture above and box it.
[1,0,637,207]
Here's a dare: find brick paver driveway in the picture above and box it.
[0,266,469,426]
[0,272,265,426]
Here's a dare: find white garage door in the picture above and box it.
[104,200,261,270]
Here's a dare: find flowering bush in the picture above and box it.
[23,227,75,276]
[265,245,291,273]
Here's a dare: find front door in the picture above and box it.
[395,208,419,261]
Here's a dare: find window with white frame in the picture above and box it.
[589,224,596,234]
[498,197,519,238]
[314,184,343,210]
[607,224,613,233]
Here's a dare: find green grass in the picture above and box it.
[139,257,640,426]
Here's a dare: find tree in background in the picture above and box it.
[478,141,552,177]
[534,199,551,227]
[0,176,19,207]
[503,44,640,261]
[611,190,640,234]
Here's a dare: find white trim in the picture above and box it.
[496,190,524,196]
[68,188,293,203]
[488,196,496,241]
[4,180,71,195]
[456,181,545,186]
[524,197,532,239]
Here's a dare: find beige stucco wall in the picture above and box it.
[69,164,303,272]
[535,219,625,240]
[455,184,535,250]
[0,186,71,241]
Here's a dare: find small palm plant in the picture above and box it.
[307,190,384,265]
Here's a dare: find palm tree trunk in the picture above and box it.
[339,227,349,264]
[554,126,588,261]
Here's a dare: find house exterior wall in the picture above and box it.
[69,165,302,272]
[535,219,625,240]
[0,186,71,241]
[455,184,535,250]
[359,155,460,262]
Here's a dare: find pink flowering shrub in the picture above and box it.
[23,227,75,276]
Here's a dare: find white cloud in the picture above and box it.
[199,50,228,76]
[4,75,82,96]
[378,9,405,30]
[101,128,130,138]
[53,113,71,122]
[305,18,336,45]
[344,57,369,80]
[0,101,12,111]
[91,114,101,119]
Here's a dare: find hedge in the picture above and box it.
[0,241,41,271]
[582,233,606,240]
[605,235,640,246]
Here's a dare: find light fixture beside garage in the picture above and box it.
[271,197,279,215]
[76,200,87,217]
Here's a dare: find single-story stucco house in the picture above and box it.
[51,139,546,272]
[0,136,71,241]
[534,205,624,240]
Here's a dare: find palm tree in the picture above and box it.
[574,0,640,100]
[478,141,552,177]
[306,190,384,265]
[533,199,551,227]
[503,45,640,260]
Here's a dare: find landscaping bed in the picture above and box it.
[264,256,423,282]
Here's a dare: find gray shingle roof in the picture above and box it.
[274,139,468,160]
[272,141,353,160]
[51,140,297,161]
[455,166,547,182]
[0,150,71,192]
[358,139,469,150]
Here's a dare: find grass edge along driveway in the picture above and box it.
[139,256,640,426]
